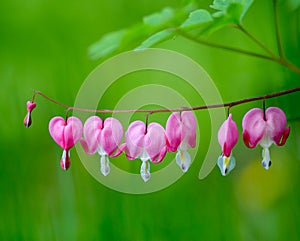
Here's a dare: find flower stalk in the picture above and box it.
[29,87,300,115]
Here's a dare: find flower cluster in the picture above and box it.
[217,107,290,176]
[25,100,291,180]
[47,111,197,182]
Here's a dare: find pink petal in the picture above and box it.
[218,114,238,157]
[80,138,94,155]
[165,112,182,152]
[181,111,197,149]
[64,117,83,149]
[82,116,103,154]
[26,101,36,112]
[265,107,290,146]
[111,143,133,159]
[49,116,83,150]
[144,123,166,163]
[278,127,290,146]
[125,121,146,159]
[101,118,123,156]
[153,146,167,164]
[242,108,266,148]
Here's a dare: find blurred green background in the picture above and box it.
[1,0,300,240]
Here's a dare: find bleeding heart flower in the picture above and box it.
[165,111,196,173]
[80,116,123,176]
[116,121,167,182]
[24,101,36,128]
[49,116,83,170]
[242,107,290,170]
[217,114,238,176]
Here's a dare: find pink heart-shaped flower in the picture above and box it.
[49,116,83,170]
[49,116,83,150]
[81,116,123,156]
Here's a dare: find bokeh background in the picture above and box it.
[1,0,300,240]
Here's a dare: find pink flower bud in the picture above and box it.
[24,101,36,128]
[217,114,239,176]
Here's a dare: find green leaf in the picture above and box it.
[120,23,155,49]
[88,29,127,60]
[143,7,175,27]
[193,0,253,36]
[210,0,253,23]
[210,0,232,12]
[180,9,213,30]
[88,4,198,59]
[134,29,175,51]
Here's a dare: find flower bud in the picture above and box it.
[24,101,36,128]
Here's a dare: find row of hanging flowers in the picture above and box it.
[24,89,293,182]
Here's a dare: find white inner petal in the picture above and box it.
[139,148,150,162]
[261,147,271,170]
[140,160,150,182]
[259,130,273,149]
[175,150,191,173]
[97,145,107,156]
[178,141,189,152]
[217,155,235,176]
[100,155,110,176]
[62,149,67,160]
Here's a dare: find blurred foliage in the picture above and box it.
[1,0,300,241]
[89,0,255,59]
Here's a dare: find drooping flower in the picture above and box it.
[49,116,83,170]
[80,116,123,176]
[116,121,167,182]
[217,114,238,176]
[165,111,196,173]
[242,107,290,170]
[24,101,36,128]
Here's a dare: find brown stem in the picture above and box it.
[144,112,152,134]
[280,59,300,75]
[178,29,300,75]
[262,98,266,121]
[177,30,275,62]
[237,25,277,58]
[31,87,300,114]
[33,90,69,108]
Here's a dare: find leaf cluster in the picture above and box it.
[89,0,254,60]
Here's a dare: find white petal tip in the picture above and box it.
[176,151,191,173]
[262,160,272,170]
[217,155,235,176]
[180,164,189,173]
[141,173,150,182]
[101,168,110,176]
[262,148,272,170]
[220,170,227,176]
